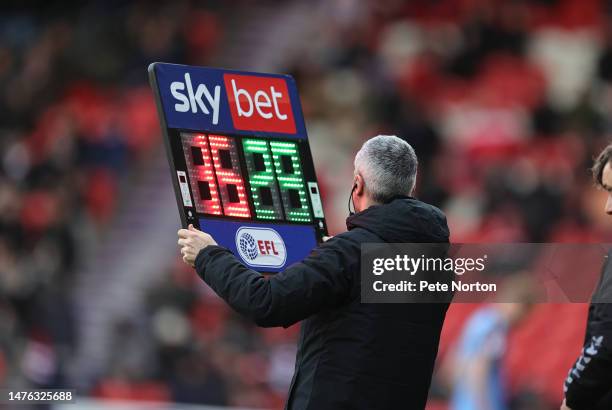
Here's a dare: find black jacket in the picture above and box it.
[194,197,451,410]
[565,251,612,410]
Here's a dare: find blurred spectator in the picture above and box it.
[448,276,537,410]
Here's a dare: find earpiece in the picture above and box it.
[348,184,357,216]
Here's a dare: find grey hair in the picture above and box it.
[354,135,418,203]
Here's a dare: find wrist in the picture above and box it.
[194,245,229,274]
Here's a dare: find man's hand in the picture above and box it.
[178,224,217,267]
[560,399,572,410]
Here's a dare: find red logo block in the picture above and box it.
[224,74,296,134]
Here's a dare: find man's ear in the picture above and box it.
[354,174,365,196]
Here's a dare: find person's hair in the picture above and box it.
[354,135,418,203]
[592,144,612,187]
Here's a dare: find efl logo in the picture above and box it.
[235,227,287,268]
[224,74,296,134]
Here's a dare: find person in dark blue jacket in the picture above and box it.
[178,135,451,410]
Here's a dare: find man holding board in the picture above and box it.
[150,63,451,409]
[178,135,451,410]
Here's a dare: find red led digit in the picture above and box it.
[208,135,251,218]
[180,133,222,215]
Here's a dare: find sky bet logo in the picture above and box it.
[170,73,221,124]
[168,71,296,134]
[223,74,296,134]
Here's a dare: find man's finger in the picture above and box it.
[181,245,196,255]
[177,238,193,247]
[188,224,199,232]
[184,254,195,266]
[178,228,194,238]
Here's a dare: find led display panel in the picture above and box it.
[180,133,222,215]
[149,63,328,273]
[208,135,251,218]
[242,138,284,220]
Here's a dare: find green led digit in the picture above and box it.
[269,141,312,222]
[242,138,284,220]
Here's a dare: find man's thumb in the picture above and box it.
[188,224,197,231]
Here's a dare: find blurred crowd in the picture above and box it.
[0,0,232,405]
[2,0,612,409]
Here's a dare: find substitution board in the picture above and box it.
[149,63,328,273]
